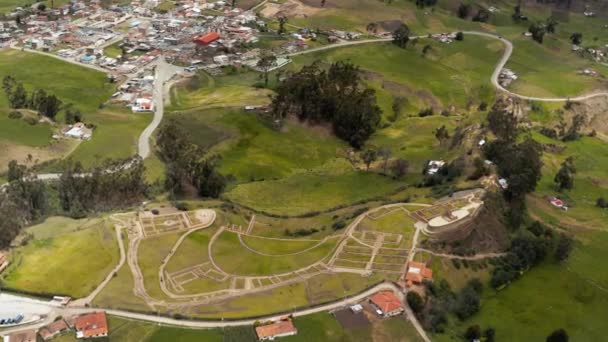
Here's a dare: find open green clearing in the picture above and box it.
[359,209,417,235]
[137,232,182,299]
[211,231,337,275]
[280,0,607,98]
[2,218,119,298]
[436,241,608,341]
[240,235,323,255]
[291,37,502,111]
[531,133,608,230]
[187,272,384,318]
[0,50,148,171]
[506,37,605,98]
[24,216,104,240]
[167,107,346,183]
[224,164,403,216]
[165,229,214,274]
[93,234,151,312]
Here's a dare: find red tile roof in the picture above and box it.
[255,320,297,339]
[74,312,108,338]
[370,291,403,314]
[405,261,433,285]
[194,32,220,45]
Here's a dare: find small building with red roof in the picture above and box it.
[194,32,220,45]
[405,261,433,287]
[255,319,298,341]
[74,312,108,339]
[369,291,404,318]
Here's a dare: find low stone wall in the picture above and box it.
[422,206,482,242]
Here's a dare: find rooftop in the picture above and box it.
[74,312,108,339]
[255,320,297,339]
[370,291,403,314]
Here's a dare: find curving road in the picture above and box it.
[286,31,608,102]
[137,58,182,159]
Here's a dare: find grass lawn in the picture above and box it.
[436,252,608,341]
[2,219,119,298]
[58,106,151,168]
[164,228,215,274]
[506,36,605,98]
[240,235,322,255]
[24,216,104,240]
[93,233,151,312]
[224,160,404,216]
[359,209,417,235]
[211,231,337,276]
[0,113,52,147]
[137,232,182,300]
[291,37,502,111]
[0,50,113,113]
[415,252,492,290]
[167,107,347,183]
[531,134,608,231]
[0,50,149,171]
[188,272,384,318]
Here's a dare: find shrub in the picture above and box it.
[332,221,346,230]
[406,291,424,314]
[418,107,434,117]
[8,111,22,119]
[151,209,160,215]
[24,116,38,125]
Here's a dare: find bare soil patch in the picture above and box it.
[261,0,322,18]
[0,139,79,173]
[333,308,370,329]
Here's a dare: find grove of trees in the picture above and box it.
[3,75,63,120]
[157,119,227,198]
[270,61,382,148]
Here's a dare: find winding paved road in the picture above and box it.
[286,31,608,102]
[137,58,181,159]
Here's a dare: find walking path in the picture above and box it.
[71,222,127,306]
[414,248,506,260]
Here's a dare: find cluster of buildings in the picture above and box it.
[3,312,108,342]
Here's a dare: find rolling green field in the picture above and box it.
[360,208,417,235]
[93,234,151,312]
[188,272,384,318]
[0,49,149,171]
[506,36,605,98]
[211,231,337,276]
[224,166,403,216]
[292,37,502,111]
[2,218,119,297]
[240,235,323,255]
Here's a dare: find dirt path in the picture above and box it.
[237,233,331,257]
[70,220,126,306]
[414,248,506,260]
[158,210,217,299]
[285,32,608,103]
